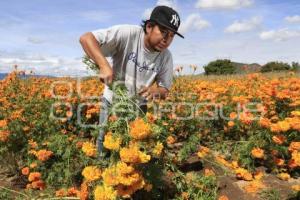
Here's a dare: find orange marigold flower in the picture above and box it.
[166,136,176,144]
[0,130,10,142]
[82,142,97,157]
[288,142,300,152]
[0,119,8,128]
[56,188,67,197]
[28,172,41,182]
[251,148,264,159]
[67,187,79,196]
[272,135,286,145]
[292,185,300,191]
[218,195,229,200]
[228,121,235,127]
[129,118,151,140]
[21,167,30,176]
[36,149,53,162]
[30,162,37,169]
[82,166,102,182]
[31,180,45,190]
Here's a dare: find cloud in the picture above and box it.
[195,0,253,10]
[179,14,211,34]
[142,0,178,20]
[0,53,91,77]
[27,36,46,44]
[259,28,300,42]
[225,16,262,33]
[79,10,112,22]
[285,15,300,23]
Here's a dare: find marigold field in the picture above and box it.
[0,70,299,200]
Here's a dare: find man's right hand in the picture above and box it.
[99,64,113,85]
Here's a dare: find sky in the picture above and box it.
[0,0,299,76]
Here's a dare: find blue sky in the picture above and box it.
[0,0,299,76]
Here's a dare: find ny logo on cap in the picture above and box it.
[170,14,179,27]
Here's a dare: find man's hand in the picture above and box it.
[99,64,113,85]
[138,86,169,101]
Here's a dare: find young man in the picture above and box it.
[79,5,184,154]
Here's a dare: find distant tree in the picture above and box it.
[292,62,300,71]
[260,61,291,73]
[204,59,236,75]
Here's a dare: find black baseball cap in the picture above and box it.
[149,5,184,38]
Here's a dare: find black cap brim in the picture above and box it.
[153,20,184,39]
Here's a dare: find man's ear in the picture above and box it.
[146,23,153,34]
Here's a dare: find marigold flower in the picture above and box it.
[277,173,290,181]
[153,142,163,156]
[218,195,229,200]
[103,132,121,151]
[82,166,102,182]
[36,149,53,162]
[28,172,41,182]
[129,118,151,140]
[56,188,66,197]
[22,167,30,175]
[288,142,300,152]
[82,142,97,157]
[94,184,117,200]
[272,135,286,145]
[0,130,10,142]
[166,136,176,144]
[120,143,151,164]
[251,148,264,159]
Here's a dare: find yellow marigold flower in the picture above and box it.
[94,184,117,200]
[251,148,264,159]
[129,118,151,140]
[120,143,151,164]
[102,167,120,186]
[82,142,97,157]
[36,150,53,162]
[292,185,300,191]
[103,132,121,151]
[277,173,290,181]
[153,142,163,156]
[82,166,102,182]
[197,146,210,158]
[291,111,300,117]
[235,168,253,181]
[277,121,290,132]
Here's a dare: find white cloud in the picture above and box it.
[260,28,300,41]
[225,16,262,33]
[79,10,112,22]
[285,15,300,23]
[0,53,92,77]
[179,14,211,34]
[196,0,253,10]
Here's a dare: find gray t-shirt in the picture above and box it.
[92,24,173,103]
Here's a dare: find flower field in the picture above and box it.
[0,70,300,200]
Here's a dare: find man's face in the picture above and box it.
[146,23,175,52]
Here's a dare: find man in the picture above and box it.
[79,5,184,154]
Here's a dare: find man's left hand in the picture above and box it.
[138,86,168,101]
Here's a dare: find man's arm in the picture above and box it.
[79,32,113,85]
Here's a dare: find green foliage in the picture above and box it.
[261,61,291,72]
[204,59,236,75]
[259,189,281,200]
[82,55,99,72]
